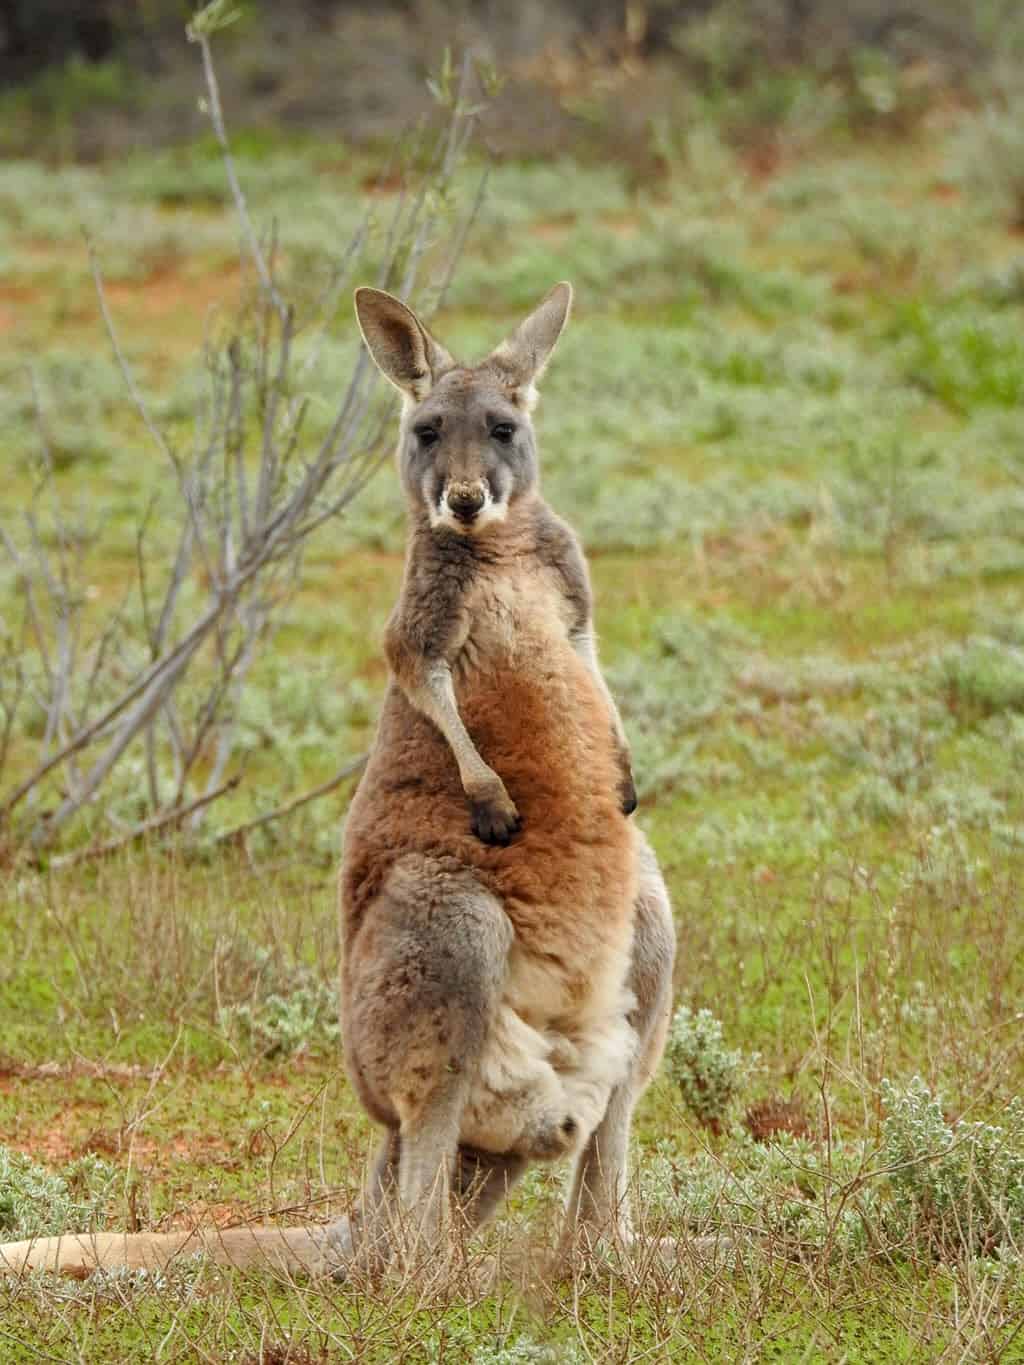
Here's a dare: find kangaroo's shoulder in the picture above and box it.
[528,500,592,632]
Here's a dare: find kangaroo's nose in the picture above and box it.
[447,487,486,522]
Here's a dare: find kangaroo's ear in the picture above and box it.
[485,282,572,406]
[353,288,455,402]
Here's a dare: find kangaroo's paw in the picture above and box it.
[470,793,522,846]
[520,1112,578,1161]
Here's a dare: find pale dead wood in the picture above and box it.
[47,775,242,868]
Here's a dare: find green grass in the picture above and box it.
[1,79,1024,1362]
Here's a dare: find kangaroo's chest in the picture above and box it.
[455,564,573,680]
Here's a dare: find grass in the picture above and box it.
[1,72,1024,1362]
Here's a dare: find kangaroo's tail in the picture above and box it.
[0,1225,328,1277]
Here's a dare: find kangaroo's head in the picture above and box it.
[354,282,572,535]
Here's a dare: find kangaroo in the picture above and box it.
[331,282,676,1266]
[0,284,676,1283]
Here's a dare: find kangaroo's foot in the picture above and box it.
[327,1139,530,1281]
[325,1131,399,1278]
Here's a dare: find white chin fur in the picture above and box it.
[428,487,508,534]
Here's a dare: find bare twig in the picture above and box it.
[214,755,367,844]
[48,774,243,869]
[87,238,180,475]
[193,30,287,321]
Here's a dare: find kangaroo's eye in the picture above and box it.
[491,423,516,444]
[414,425,440,448]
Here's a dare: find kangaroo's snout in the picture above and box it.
[446,483,487,524]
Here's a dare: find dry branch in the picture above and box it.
[47,775,243,869]
[214,755,367,845]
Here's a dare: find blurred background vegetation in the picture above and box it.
[3,0,1024,163]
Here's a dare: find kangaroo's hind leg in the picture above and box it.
[453,1146,529,1230]
[328,1137,527,1278]
[563,832,675,1250]
[335,856,513,1268]
[325,1129,399,1269]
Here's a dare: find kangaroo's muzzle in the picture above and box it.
[445,482,487,524]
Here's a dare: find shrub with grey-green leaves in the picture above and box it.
[646,1130,878,1254]
[24,1256,206,1307]
[426,1326,583,1365]
[880,1076,1024,1259]
[939,637,1024,718]
[648,1077,1024,1262]
[220,977,340,1058]
[0,1147,117,1239]
[665,1006,757,1132]
[469,1341,584,1365]
[950,96,1024,230]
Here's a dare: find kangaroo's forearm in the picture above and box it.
[399,657,501,799]
[388,647,521,843]
[384,602,520,844]
[543,518,631,763]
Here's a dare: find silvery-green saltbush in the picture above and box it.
[939,638,1024,717]
[647,1077,1024,1262]
[645,1131,875,1254]
[470,1342,583,1365]
[427,1329,582,1365]
[220,978,340,1058]
[665,1006,757,1131]
[880,1076,1024,1258]
[0,1147,117,1239]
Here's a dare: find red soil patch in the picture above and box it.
[530,217,575,245]
[155,1198,262,1232]
[744,1095,815,1142]
[3,1123,236,1170]
[742,140,783,183]
[1,253,243,340]
[104,261,243,325]
[0,283,45,334]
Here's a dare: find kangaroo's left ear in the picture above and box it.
[484,281,572,407]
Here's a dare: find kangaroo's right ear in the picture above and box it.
[354,288,454,403]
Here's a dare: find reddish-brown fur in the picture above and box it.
[341,500,635,1022]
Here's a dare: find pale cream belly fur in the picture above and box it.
[457,898,639,1157]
